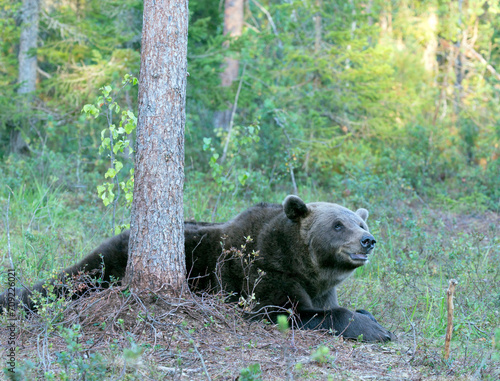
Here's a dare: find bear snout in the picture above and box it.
[360,234,376,252]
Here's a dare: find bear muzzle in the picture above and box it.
[347,234,376,261]
[360,234,376,252]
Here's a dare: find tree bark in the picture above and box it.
[213,0,244,131]
[11,0,40,155]
[221,0,244,86]
[453,0,464,116]
[18,0,39,96]
[124,0,188,294]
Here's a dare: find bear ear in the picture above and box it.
[283,195,309,221]
[355,208,369,222]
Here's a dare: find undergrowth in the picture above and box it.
[0,151,499,379]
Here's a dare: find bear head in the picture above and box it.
[283,195,376,271]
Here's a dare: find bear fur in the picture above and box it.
[0,195,393,342]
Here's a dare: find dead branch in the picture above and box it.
[444,279,458,360]
[250,0,279,37]
[221,63,247,164]
[466,46,500,82]
[273,111,298,195]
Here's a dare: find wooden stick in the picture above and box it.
[444,279,458,360]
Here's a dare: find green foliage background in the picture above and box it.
[1,0,498,213]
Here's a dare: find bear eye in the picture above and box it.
[334,223,344,231]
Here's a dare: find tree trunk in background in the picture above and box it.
[124,0,188,294]
[213,0,243,131]
[453,0,464,117]
[303,0,322,174]
[11,0,40,155]
[423,11,438,73]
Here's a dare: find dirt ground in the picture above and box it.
[2,285,497,381]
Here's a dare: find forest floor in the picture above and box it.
[1,199,499,380]
[2,287,486,381]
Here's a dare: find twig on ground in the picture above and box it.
[410,321,417,360]
[444,279,458,360]
[178,325,212,381]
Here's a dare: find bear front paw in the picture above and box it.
[343,311,395,342]
[361,322,395,342]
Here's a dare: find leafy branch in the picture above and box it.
[82,74,138,234]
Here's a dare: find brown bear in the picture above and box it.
[0,195,393,342]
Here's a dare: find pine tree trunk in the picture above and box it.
[213,0,243,131]
[124,0,188,294]
[221,0,243,87]
[11,0,39,155]
[18,0,39,96]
